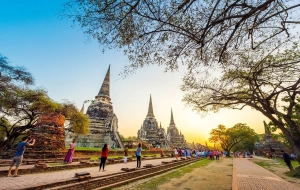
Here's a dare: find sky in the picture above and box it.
[0,0,269,145]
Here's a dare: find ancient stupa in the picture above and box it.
[166,109,187,148]
[75,65,124,149]
[137,95,169,148]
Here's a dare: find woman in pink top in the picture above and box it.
[64,139,76,164]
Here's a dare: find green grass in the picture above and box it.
[134,159,212,190]
[254,159,300,177]
[89,154,161,161]
[254,161,273,168]
[71,147,101,151]
[48,163,66,167]
[69,147,148,151]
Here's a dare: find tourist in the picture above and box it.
[290,153,296,160]
[124,145,128,164]
[174,147,179,160]
[208,150,212,160]
[64,139,76,164]
[99,143,109,172]
[281,150,293,171]
[136,143,142,168]
[178,148,182,158]
[7,136,36,177]
[215,150,220,160]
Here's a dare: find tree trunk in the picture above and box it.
[279,125,300,164]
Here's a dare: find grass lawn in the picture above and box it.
[134,159,211,189]
[90,154,161,161]
[70,147,148,151]
[48,163,67,167]
[254,157,300,177]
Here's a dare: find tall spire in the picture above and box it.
[160,122,162,128]
[97,65,110,98]
[146,94,155,117]
[170,108,175,125]
[80,103,84,114]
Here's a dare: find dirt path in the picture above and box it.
[113,157,233,190]
[157,158,232,190]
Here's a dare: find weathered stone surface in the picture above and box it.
[137,95,169,149]
[143,164,153,168]
[72,66,124,149]
[35,163,47,169]
[74,172,91,180]
[25,113,66,159]
[166,109,187,148]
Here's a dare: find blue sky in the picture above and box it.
[0,0,268,144]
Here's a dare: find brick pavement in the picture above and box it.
[233,158,300,190]
[0,157,175,190]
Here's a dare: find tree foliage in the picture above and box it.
[62,0,300,161]
[209,123,257,153]
[0,55,89,150]
[63,0,300,73]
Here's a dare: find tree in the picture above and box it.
[0,55,89,150]
[0,88,89,150]
[209,123,257,154]
[182,46,300,162]
[62,1,300,162]
[63,0,300,72]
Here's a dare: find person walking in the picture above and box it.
[64,139,76,164]
[136,143,142,168]
[281,150,293,171]
[215,150,220,160]
[99,144,109,172]
[124,146,128,164]
[7,136,36,177]
[174,147,179,160]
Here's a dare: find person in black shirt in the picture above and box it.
[281,150,293,171]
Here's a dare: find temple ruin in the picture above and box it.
[74,66,124,149]
[137,95,170,148]
[166,109,187,148]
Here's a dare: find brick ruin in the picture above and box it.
[25,113,66,159]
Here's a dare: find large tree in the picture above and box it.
[63,0,300,162]
[63,0,300,72]
[182,46,300,162]
[0,55,89,150]
[209,123,256,154]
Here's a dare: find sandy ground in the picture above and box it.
[250,158,300,188]
[113,157,233,190]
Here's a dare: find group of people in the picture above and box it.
[7,137,143,177]
[64,140,143,171]
[173,147,224,160]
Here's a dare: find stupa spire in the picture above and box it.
[97,65,110,98]
[146,94,155,117]
[80,103,84,114]
[170,108,175,125]
[160,122,162,128]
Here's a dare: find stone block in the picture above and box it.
[121,168,136,172]
[74,172,91,180]
[143,164,153,168]
[35,163,47,169]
